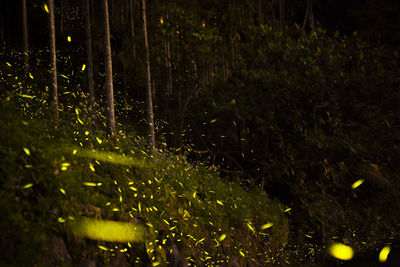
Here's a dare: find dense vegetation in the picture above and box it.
[1,0,400,265]
[0,98,289,266]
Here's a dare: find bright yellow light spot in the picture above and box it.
[329,243,354,261]
[239,250,245,257]
[67,36,71,42]
[129,186,137,191]
[352,179,364,189]
[89,164,95,172]
[160,17,164,24]
[85,131,89,135]
[72,218,147,242]
[73,149,77,155]
[192,192,196,198]
[261,223,273,230]
[96,137,102,144]
[83,182,97,187]
[23,147,30,156]
[58,217,66,223]
[247,222,255,233]
[59,188,66,195]
[77,117,84,125]
[6,62,11,67]
[20,94,35,99]
[202,21,206,27]
[216,200,223,205]
[29,73,34,79]
[284,208,291,213]
[98,245,108,251]
[81,64,86,71]
[44,4,49,13]
[210,119,217,123]
[195,238,205,246]
[219,234,226,241]
[379,246,391,262]
[23,183,33,189]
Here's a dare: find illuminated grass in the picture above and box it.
[72,217,148,242]
[73,148,146,167]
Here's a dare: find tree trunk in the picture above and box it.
[48,0,59,120]
[302,0,314,31]
[279,0,285,31]
[0,0,4,44]
[309,0,315,31]
[142,0,156,148]
[164,10,172,97]
[129,0,136,59]
[271,0,277,29]
[84,0,95,105]
[0,17,4,44]
[258,0,263,25]
[90,0,95,25]
[60,0,64,36]
[102,0,116,136]
[22,0,29,75]
[129,0,136,76]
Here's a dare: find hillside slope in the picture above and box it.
[0,100,288,266]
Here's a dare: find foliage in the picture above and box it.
[186,26,400,261]
[0,94,288,265]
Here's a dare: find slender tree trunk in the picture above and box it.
[0,13,4,44]
[90,0,95,25]
[142,0,156,148]
[309,0,315,31]
[0,0,4,44]
[84,0,95,105]
[164,11,172,97]
[22,0,29,75]
[302,0,314,31]
[258,0,263,25]
[129,0,136,72]
[48,0,59,120]
[123,65,128,115]
[102,0,116,136]
[271,0,277,29]
[279,0,285,31]
[60,0,64,36]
